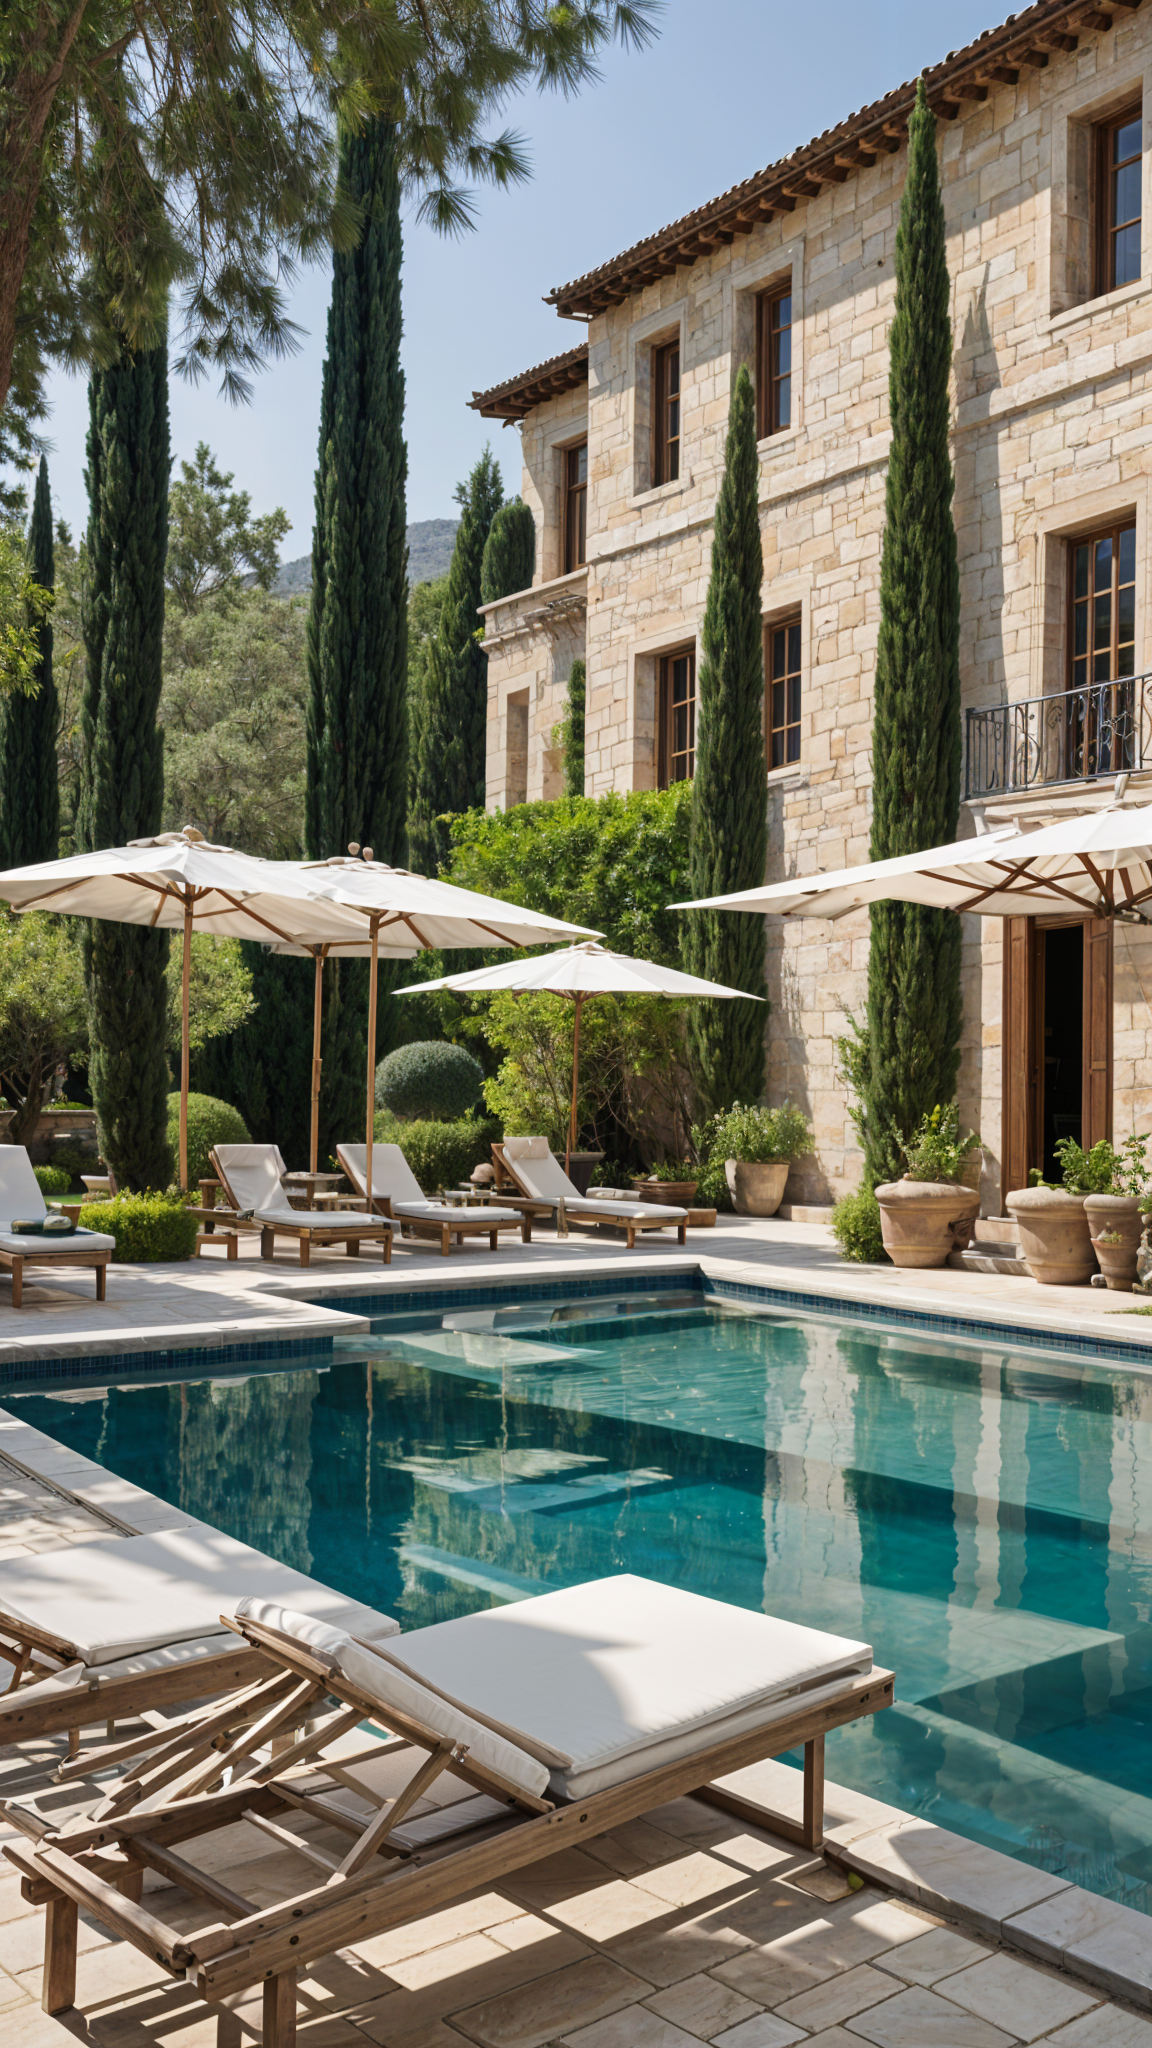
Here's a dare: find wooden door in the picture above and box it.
[1002,917,1040,1208]
[1082,916,1114,1149]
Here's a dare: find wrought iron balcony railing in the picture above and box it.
[964,673,1152,801]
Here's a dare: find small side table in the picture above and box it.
[281,1170,345,1210]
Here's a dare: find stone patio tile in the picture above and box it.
[775,1960,896,2030]
[1044,2011,1152,2047]
[937,1951,1098,2039]
[0,1908,114,1975]
[845,1984,1018,2047]
[704,1833,803,1877]
[584,1820,702,1878]
[487,1915,561,1952]
[643,1798,759,1847]
[2,2010,88,2047]
[874,1926,988,1985]
[722,1876,845,1947]
[1005,1885,1152,2005]
[349,1932,592,2039]
[559,2009,702,2048]
[15,1939,172,2007]
[384,1934,517,1994]
[710,2018,806,2048]
[731,1895,929,1979]
[712,1943,839,2007]
[499,1850,621,1914]
[440,1954,649,2048]
[606,1910,754,1987]
[839,1820,1071,1938]
[546,1877,675,1942]
[632,1853,756,1910]
[344,1893,526,1973]
[644,1968,762,2036]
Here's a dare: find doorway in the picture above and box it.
[1040,924,1083,1180]
[1001,915,1113,1206]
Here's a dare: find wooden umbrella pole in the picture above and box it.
[179,899,192,1191]
[566,993,583,1178]
[309,949,325,1176]
[365,918,379,1211]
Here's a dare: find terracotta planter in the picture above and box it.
[874,1178,981,1269]
[631,1178,698,1206]
[1085,1193,1144,1292]
[1005,1187,1096,1285]
[725,1159,790,1217]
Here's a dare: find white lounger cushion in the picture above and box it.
[0,1527,400,1667]
[241,1600,549,1801]
[393,1575,872,1800]
[0,1226,115,1254]
[338,1144,520,1225]
[213,1145,386,1230]
[501,1137,687,1223]
[0,1145,116,1252]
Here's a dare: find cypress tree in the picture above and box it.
[563,657,586,798]
[683,362,768,1113]
[861,78,962,1186]
[480,498,535,604]
[409,448,503,874]
[0,455,59,865]
[79,337,171,1190]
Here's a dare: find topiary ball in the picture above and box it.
[376,1042,484,1123]
[167,1093,251,1186]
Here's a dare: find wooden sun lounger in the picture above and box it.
[337,1143,531,1256]
[209,1147,393,1267]
[5,1596,893,2046]
[493,1141,689,1249]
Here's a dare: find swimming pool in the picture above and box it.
[11,1287,1152,1914]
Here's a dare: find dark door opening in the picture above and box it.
[1041,923,1083,1180]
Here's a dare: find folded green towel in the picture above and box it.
[10,1215,77,1236]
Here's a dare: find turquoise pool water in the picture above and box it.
[12,1289,1152,1913]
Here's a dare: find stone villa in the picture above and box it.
[471,0,1152,1210]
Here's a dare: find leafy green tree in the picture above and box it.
[48,521,88,854]
[683,361,768,1113]
[0,912,87,1147]
[192,943,354,1167]
[480,498,535,603]
[406,573,447,851]
[78,337,171,1191]
[0,1,658,484]
[161,590,307,855]
[862,80,962,1186]
[557,656,586,798]
[0,456,59,862]
[0,516,51,693]
[166,444,289,614]
[409,449,503,874]
[165,936,255,1056]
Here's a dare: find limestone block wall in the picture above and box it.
[520,384,591,588]
[481,574,586,810]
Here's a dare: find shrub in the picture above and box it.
[705,1101,813,1165]
[49,1145,95,1181]
[693,1159,733,1212]
[33,1163,70,1196]
[81,1193,200,1262]
[166,1093,251,1186]
[373,1114,501,1192]
[376,1042,484,1122]
[898,1103,980,1183]
[831,1187,888,1263]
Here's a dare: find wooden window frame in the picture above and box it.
[756,284,793,439]
[562,439,588,575]
[1067,518,1137,692]
[652,338,681,487]
[1095,98,1142,297]
[766,612,802,770]
[657,645,696,787]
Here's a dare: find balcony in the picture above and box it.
[964,674,1152,802]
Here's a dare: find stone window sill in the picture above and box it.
[758,430,798,458]
[1045,275,1151,334]
[630,476,691,511]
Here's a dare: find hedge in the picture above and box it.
[373,1113,501,1192]
[376,1041,484,1122]
[33,1164,71,1197]
[167,1092,251,1186]
[81,1193,200,1262]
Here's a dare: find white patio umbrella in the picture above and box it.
[403,940,763,1172]
[0,831,371,1189]
[271,852,602,1189]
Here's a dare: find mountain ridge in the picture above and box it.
[261,517,459,596]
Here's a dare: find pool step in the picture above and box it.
[949,1216,1029,1276]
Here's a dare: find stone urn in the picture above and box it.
[874,1178,981,1269]
[725,1159,790,1217]
[1085,1193,1144,1292]
[1005,1187,1096,1285]
[566,1150,604,1196]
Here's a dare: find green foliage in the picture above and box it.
[692,1158,734,1212]
[167,1093,251,1188]
[478,990,693,1159]
[831,1186,888,1263]
[409,449,503,874]
[81,1192,200,1263]
[684,361,768,1114]
[166,937,256,1055]
[863,80,963,1186]
[555,657,586,799]
[898,1103,980,1183]
[160,589,307,856]
[0,518,51,697]
[480,499,535,604]
[377,1040,483,1121]
[700,1100,812,1165]
[643,1158,697,1182]
[0,457,59,862]
[0,912,88,1148]
[79,336,171,1193]
[375,1114,501,1193]
[49,1144,92,1180]
[33,1163,70,1196]
[406,575,447,854]
[166,445,290,614]
[192,945,359,1169]
[1047,1137,1123,1197]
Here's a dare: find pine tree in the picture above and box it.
[409,448,503,874]
[563,657,586,798]
[683,362,768,1113]
[862,78,962,1186]
[0,455,59,865]
[79,338,172,1191]
[480,498,535,604]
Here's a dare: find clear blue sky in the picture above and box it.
[40,0,1001,552]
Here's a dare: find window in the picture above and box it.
[1097,102,1142,294]
[756,285,793,437]
[652,339,681,485]
[767,615,802,768]
[563,441,587,574]
[657,647,696,785]
[1066,522,1137,778]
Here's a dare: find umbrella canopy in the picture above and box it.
[405,941,762,1170]
[670,805,1152,924]
[0,832,370,1189]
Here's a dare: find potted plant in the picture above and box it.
[874,1104,982,1269]
[1084,1133,1149,1292]
[631,1159,699,1205]
[1007,1138,1114,1286]
[704,1102,812,1217]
